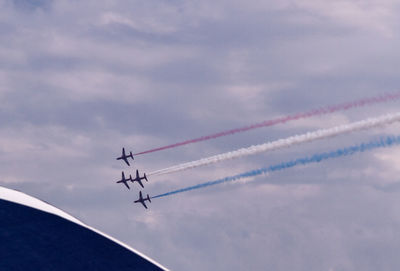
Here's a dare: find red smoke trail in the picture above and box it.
[135,91,400,156]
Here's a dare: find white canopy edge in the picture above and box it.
[0,186,169,271]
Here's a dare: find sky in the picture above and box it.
[1,0,400,270]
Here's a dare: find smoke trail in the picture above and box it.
[135,91,400,156]
[152,135,400,199]
[149,112,400,176]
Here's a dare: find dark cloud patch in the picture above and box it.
[9,0,52,11]
[26,54,86,71]
[373,181,400,193]
[0,22,16,36]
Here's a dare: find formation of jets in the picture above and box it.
[115,147,152,209]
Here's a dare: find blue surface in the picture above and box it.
[0,199,164,271]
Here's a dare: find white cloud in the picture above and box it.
[373,147,400,181]
[293,0,398,37]
[1,1,400,270]
[100,12,178,34]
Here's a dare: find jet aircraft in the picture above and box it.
[116,147,134,166]
[130,170,148,188]
[134,191,151,209]
[116,171,132,189]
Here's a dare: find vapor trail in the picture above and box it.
[149,112,400,176]
[135,91,400,156]
[152,135,400,199]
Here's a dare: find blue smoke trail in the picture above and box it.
[152,135,400,199]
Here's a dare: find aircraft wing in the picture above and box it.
[138,179,144,188]
[123,158,130,166]
[141,201,148,209]
[117,180,130,190]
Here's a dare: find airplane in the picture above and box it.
[130,170,148,188]
[134,191,151,209]
[116,171,132,190]
[116,147,134,166]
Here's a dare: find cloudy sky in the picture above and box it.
[1,0,400,270]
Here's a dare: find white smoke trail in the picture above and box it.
[149,112,400,176]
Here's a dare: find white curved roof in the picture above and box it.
[0,186,169,271]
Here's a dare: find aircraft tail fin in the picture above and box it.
[144,173,148,182]
[147,194,151,202]
[130,151,134,159]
